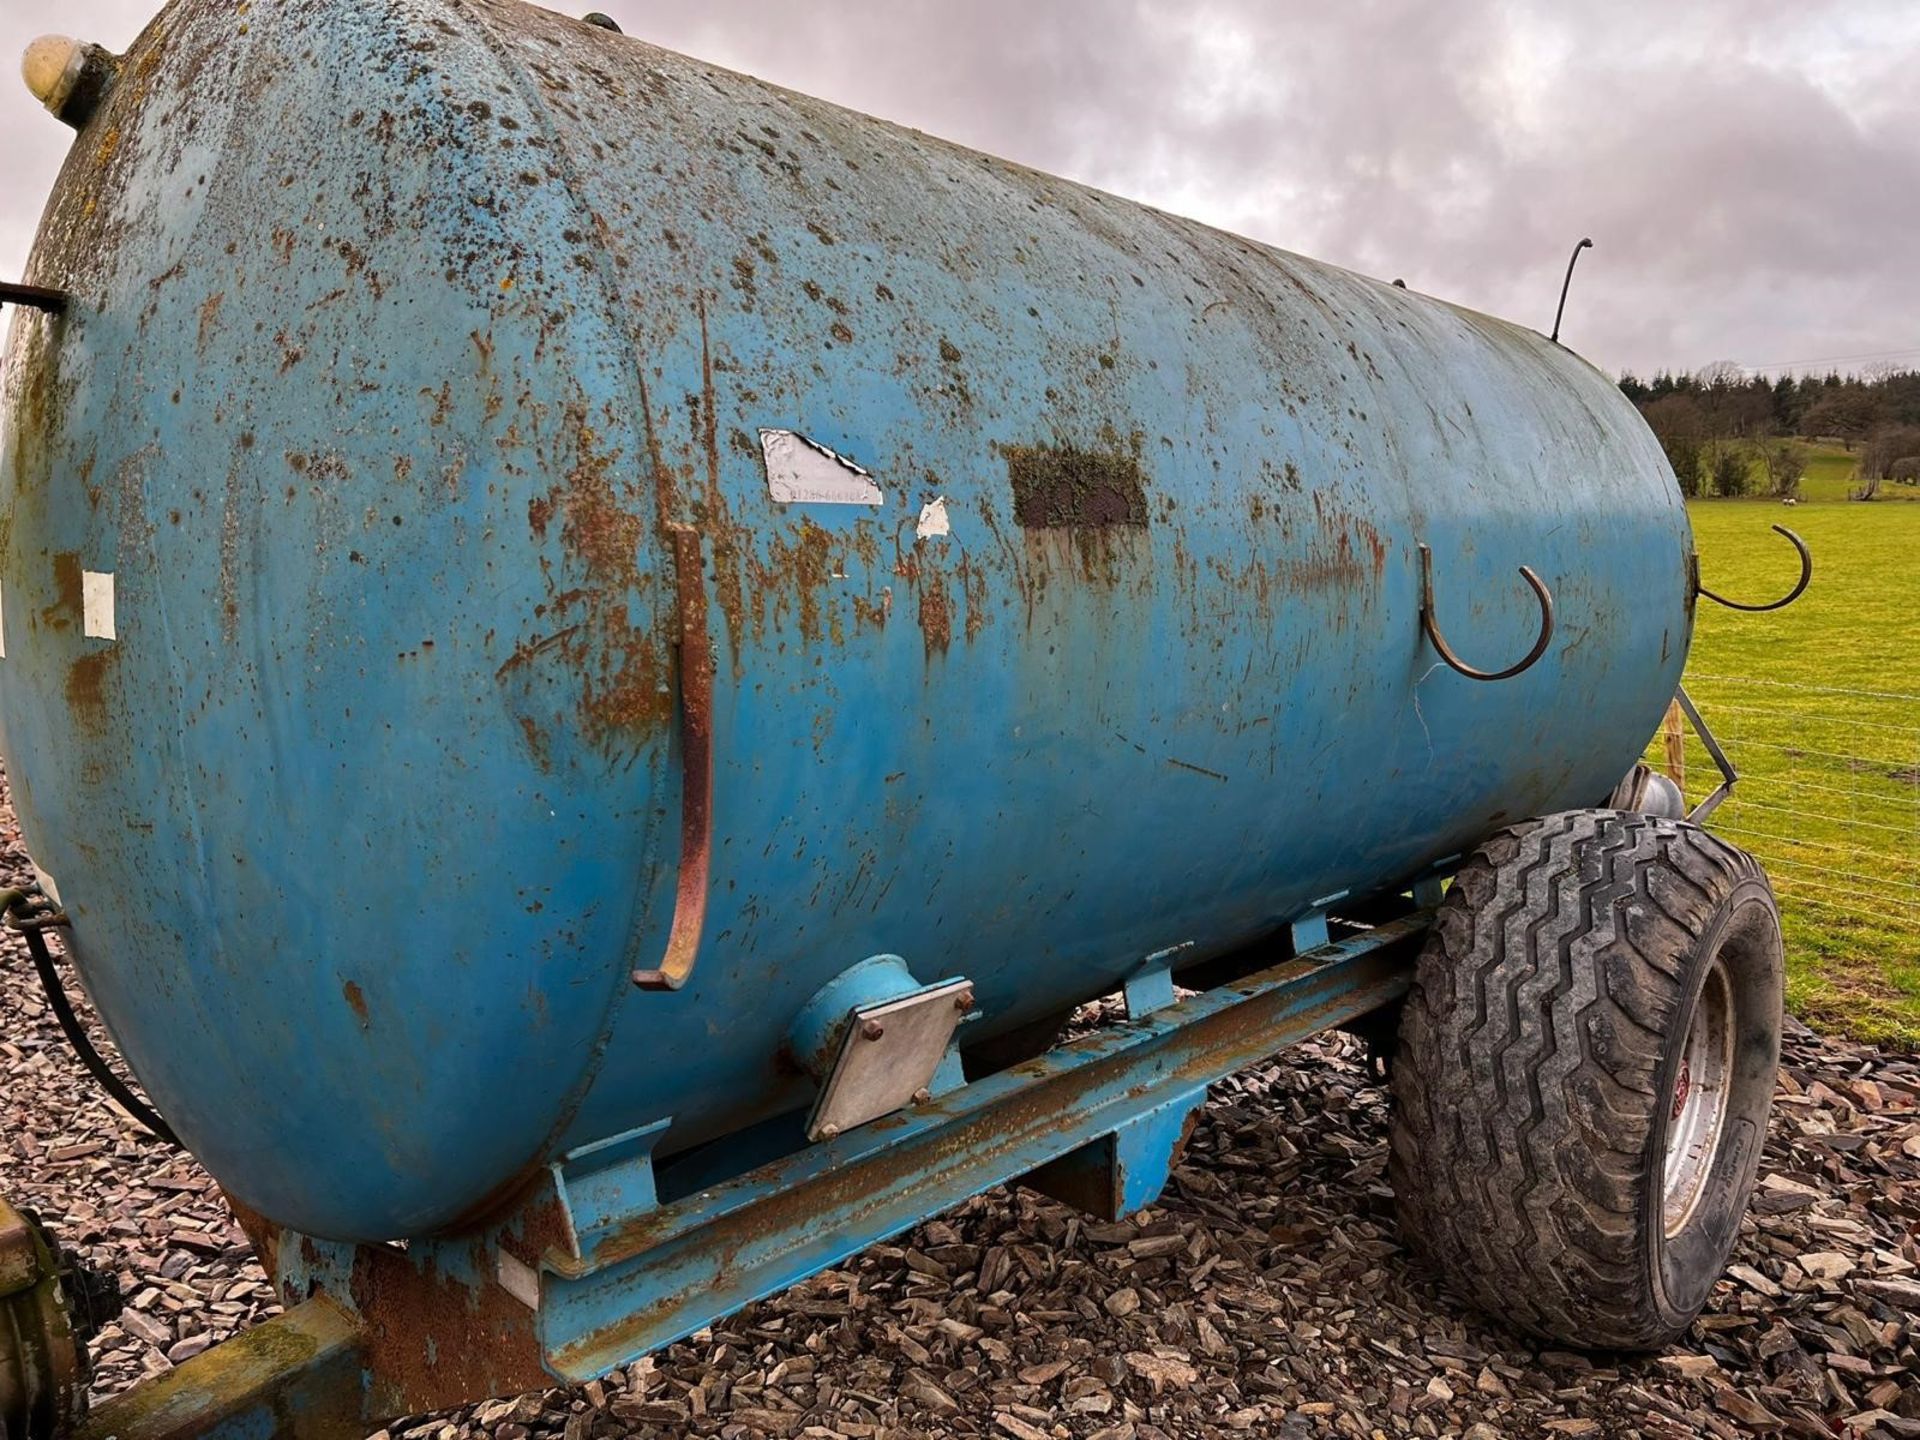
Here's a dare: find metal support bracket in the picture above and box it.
[1674,686,1739,824]
[807,978,973,1142]
[1124,943,1194,1019]
[1020,1082,1210,1221]
[544,1120,673,1271]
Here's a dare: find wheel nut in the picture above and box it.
[954,989,975,1012]
[819,1123,841,1140]
[913,1088,933,1106]
[861,1019,886,1042]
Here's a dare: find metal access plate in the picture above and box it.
[806,980,971,1143]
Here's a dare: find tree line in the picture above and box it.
[1617,366,1920,499]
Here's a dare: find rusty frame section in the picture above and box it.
[632,524,715,992]
[1418,543,1556,683]
[1,1200,87,1440]
[76,1300,366,1440]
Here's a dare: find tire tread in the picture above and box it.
[1389,810,1774,1348]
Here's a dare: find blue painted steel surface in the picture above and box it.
[0,0,1691,1243]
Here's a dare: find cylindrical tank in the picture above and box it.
[0,0,1691,1242]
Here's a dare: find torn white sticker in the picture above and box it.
[495,1249,540,1310]
[760,429,884,506]
[82,571,116,641]
[916,497,952,541]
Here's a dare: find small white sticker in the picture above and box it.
[760,429,884,506]
[83,571,116,641]
[916,497,952,540]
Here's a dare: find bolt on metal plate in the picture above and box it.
[806,979,972,1143]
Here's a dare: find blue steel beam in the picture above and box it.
[537,912,1426,1382]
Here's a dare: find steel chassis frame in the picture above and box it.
[74,910,1429,1440]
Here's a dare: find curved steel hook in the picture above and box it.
[1696,525,1813,613]
[1419,544,1557,682]
[1550,238,1593,345]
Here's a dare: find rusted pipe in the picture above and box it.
[0,282,67,314]
[632,525,714,992]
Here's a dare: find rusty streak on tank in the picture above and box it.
[505,406,674,759]
[916,565,953,660]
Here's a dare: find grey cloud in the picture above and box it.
[3,0,1915,377]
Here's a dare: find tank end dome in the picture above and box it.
[22,35,118,129]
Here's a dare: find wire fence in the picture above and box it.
[1642,676,1920,966]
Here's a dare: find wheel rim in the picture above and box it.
[1662,956,1736,1236]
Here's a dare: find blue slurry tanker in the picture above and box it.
[0,2,1810,1435]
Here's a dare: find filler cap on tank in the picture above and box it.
[21,36,119,129]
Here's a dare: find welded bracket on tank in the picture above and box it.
[1674,687,1740,825]
[533,912,1429,1382]
[543,1119,674,1268]
[1292,896,1346,954]
[1123,943,1192,1018]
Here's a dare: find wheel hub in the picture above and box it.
[1662,958,1736,1237]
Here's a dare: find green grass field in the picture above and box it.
[1794,441,1920,504]
[1678,446,1920,1047]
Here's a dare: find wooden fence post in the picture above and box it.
[1663,700,1686,790]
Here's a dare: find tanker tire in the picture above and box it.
[1389,809,1783,1350]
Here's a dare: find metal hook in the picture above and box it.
[1419,544,1556,683]
[1696,525,1812,613]
[1549,238,1592,345]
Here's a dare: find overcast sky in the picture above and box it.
[4,0,1916,379]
